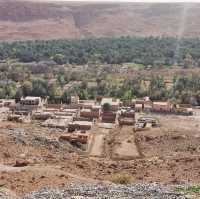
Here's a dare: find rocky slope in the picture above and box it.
[1,184,192,199]
[0,1,200,41]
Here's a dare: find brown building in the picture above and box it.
[80,106,101,119]
[11,97,46,115]
[118,109,135,126]
[78,100,96,109]
[101,111,116,123]
[68,121,93,132]
[59,132,89,144]
[152,101,172,112]
[135,103,143,112]
[0,99,15,108]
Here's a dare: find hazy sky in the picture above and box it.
[34,0,200,2]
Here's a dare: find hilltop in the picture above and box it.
[0,1,200,41]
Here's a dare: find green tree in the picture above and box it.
[149,76,167,100]
[78,90,88,100]
[0,87,5,98]
[122,90,132,101]
[183,53,194,68]
[31,78,48,97]
[15,88,23,102]
[52,54,66,65]
[6,84,17,98]
[22,81,33,96]
[62,91,71,104]
[102,103,111,112]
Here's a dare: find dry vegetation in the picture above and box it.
[108,173,133,185]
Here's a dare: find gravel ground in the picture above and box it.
[15,183,192,199]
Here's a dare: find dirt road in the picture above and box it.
[88,126,110,158]
[89,134,106,157]
[112,126,140,160]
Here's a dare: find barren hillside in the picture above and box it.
[0,1,200,41]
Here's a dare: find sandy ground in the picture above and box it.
[1,111,200,196]
[112,126,140,160]
[89,134,106,157]
[88,126,110,158]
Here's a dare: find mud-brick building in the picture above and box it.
[134,103,143,112]
[152,101,172,112]
[118,109,135,126]
[101,111,117,123]
[78,100,96,109]
[132,97,152,112]
[68,121,93,132]
[174,104,193,115]
[0,99,15,108]
[11,96,46,115]
[100,98,120,123]
[80,105,101,120]
[20,96,43,106]
[59,132,89,144]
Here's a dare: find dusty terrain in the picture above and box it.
[1,1,200,41]
[0,110,200,196]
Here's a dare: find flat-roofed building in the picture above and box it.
[0,99,15,108]
[80,107,100,119]
[12,96,46,114]
[42,117,73,129]
[118,108,135,126]
[152,101,172,112]
[78,100,96,109]
[101,111,116,123]
[20,97,42,106]
[68,121,93,132]
[59,132,90,144]
[135,103,143,112]
[71,96,79,104]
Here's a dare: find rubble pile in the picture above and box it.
[5,128,76,152]
[19,183,189,199]
[0,193,11,199]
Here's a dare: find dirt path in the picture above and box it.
[89,134,106,157]
[0,164,100,183]
[88,126,110,158]
[114,138,139,159]
[110,126,140,160]
[113,126,140,160]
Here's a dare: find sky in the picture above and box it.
[33,0,200,2]
[36,0,200,2]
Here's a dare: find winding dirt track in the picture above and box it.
[0,164,100,183]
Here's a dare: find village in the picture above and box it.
[1,94,200,196]
[0,95,194,153]
[1,1,200,197]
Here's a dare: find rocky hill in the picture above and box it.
[0,1,200,41]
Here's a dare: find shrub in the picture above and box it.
[109,173,133,185]
[176,185,200,194]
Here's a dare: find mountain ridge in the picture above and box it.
[0,1,200,42]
